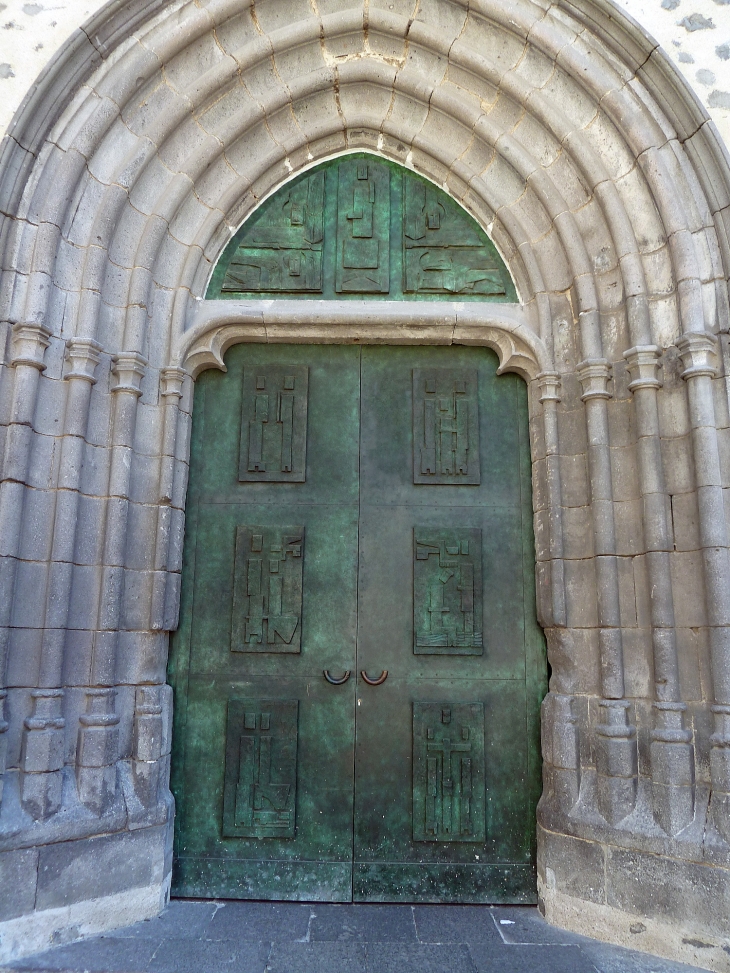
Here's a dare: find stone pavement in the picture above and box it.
[0,901,707,973]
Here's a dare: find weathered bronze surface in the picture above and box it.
[207,154,516,302]
[169,342,546,904]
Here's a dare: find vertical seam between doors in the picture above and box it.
[351,345,363,901]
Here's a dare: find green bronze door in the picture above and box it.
[170,342,545,903]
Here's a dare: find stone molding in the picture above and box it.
[180,300,547,380]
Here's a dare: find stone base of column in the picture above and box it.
[538,824,730,973]
[0,820,172,964]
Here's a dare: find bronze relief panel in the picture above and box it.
[413,527,483,655]
[239,366,309,482]
[412,702,486,843]
[223,698,299,839]
[412,369,480,485]
[232,526,304,653]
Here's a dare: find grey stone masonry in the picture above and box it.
[0,0,729,969]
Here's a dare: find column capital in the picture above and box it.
[577,358,612,401]
[79,688,120,728]
[11,322,51,370]
[160,366,187,399]
[65,337,102,384]
[537,372,561,403]
[677,331,718,380]
[623,345,662,392]
[111,351,147,396]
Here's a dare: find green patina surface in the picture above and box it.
[170,154,542,903]
[169,343,546,903]
[206,154,517,302]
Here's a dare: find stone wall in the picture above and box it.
[0,0,729,970]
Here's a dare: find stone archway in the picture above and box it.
[0,0,729,967]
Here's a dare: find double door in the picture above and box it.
[170,343,545,903]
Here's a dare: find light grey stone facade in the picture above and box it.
[0,0,729,968]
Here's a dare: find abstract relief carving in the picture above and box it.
[223,699,298,839]
[210,155,515,301]
[414,528,483,655]
[232,526,304,653]
[336,159,390,293]
[413,702,486,843]
[239,366,308,482]
[221,172,324,293]
[412,369,480,485]
[404,178,509,296]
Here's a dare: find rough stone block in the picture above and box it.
[68,564,102,630]
[116,632,169,686]
[605,848,730,936]
[77,763,118,816]
[613,500,643,556]
[0,847,38,921]
[670,551,707,627]
[74,494,107,565]
[125,503,159,571]
[564,558,599,629]
[562,505,594,560]
[559,453,589,507]
[5,627,43,688]
[537,826,606,905]
[36,826,168,910]
[20,769,63,820]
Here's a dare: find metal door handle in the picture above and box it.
[360,670,388,686]
[323,670,351,685]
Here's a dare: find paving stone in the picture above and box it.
[490,908,584,945]
[266,941,367,973]
[579,940,711,973]
[8,936,161,972]
[413,905,503,945]
[366,942,477,973]
[309,904,416,943]
[109,901,219,939]
[146,937,269,973]
[206,900,312,942]
[468,943,594,973]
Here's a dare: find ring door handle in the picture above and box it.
[360,670,388,686]
[323,670,351,685]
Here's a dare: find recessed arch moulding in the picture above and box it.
[0,0,729,966]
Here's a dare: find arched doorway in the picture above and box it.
[168,154,547,903]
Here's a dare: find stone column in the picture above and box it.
[20,688,65,820]
[152,367,187,632]
[624,345,694,835]
[537,372,580,812]
[538,373,566,628]
[44,339,102,688]
[0,689,7,804]
[100,353,147,648]
[677,331,730,843]
[131,685,164,814]
[578,358,637,825]
[76,688,120,816]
